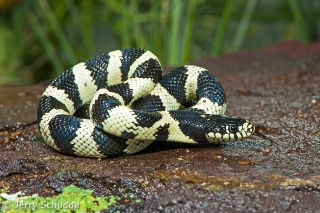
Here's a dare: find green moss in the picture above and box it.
[153,170,279,191]
[0,185,120,213]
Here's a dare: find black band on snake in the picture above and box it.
[37,48,270,158]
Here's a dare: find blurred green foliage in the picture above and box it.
[0,0,319,85]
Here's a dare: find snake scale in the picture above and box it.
[37,48,265,158]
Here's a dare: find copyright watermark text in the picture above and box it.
[1,200,80,211]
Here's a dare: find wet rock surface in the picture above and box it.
[0,40,320,212]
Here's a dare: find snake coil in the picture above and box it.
[38,48,263,158]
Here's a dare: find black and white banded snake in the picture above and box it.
[37,49,271,158]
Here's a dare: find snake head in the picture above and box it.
[205,115,255,143]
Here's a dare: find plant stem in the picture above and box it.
[168,0,182,65]
[211,0,233,56]
[39,0,78,64]
[232,0,257,51]
[26,11,64,75]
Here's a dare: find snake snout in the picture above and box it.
[237,120,255,138]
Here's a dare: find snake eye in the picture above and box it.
[228,125,237,133]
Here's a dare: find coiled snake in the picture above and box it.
[37,49,267,158]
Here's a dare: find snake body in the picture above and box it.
[37,49,256,158]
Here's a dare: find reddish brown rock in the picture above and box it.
[1,40,320,212]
